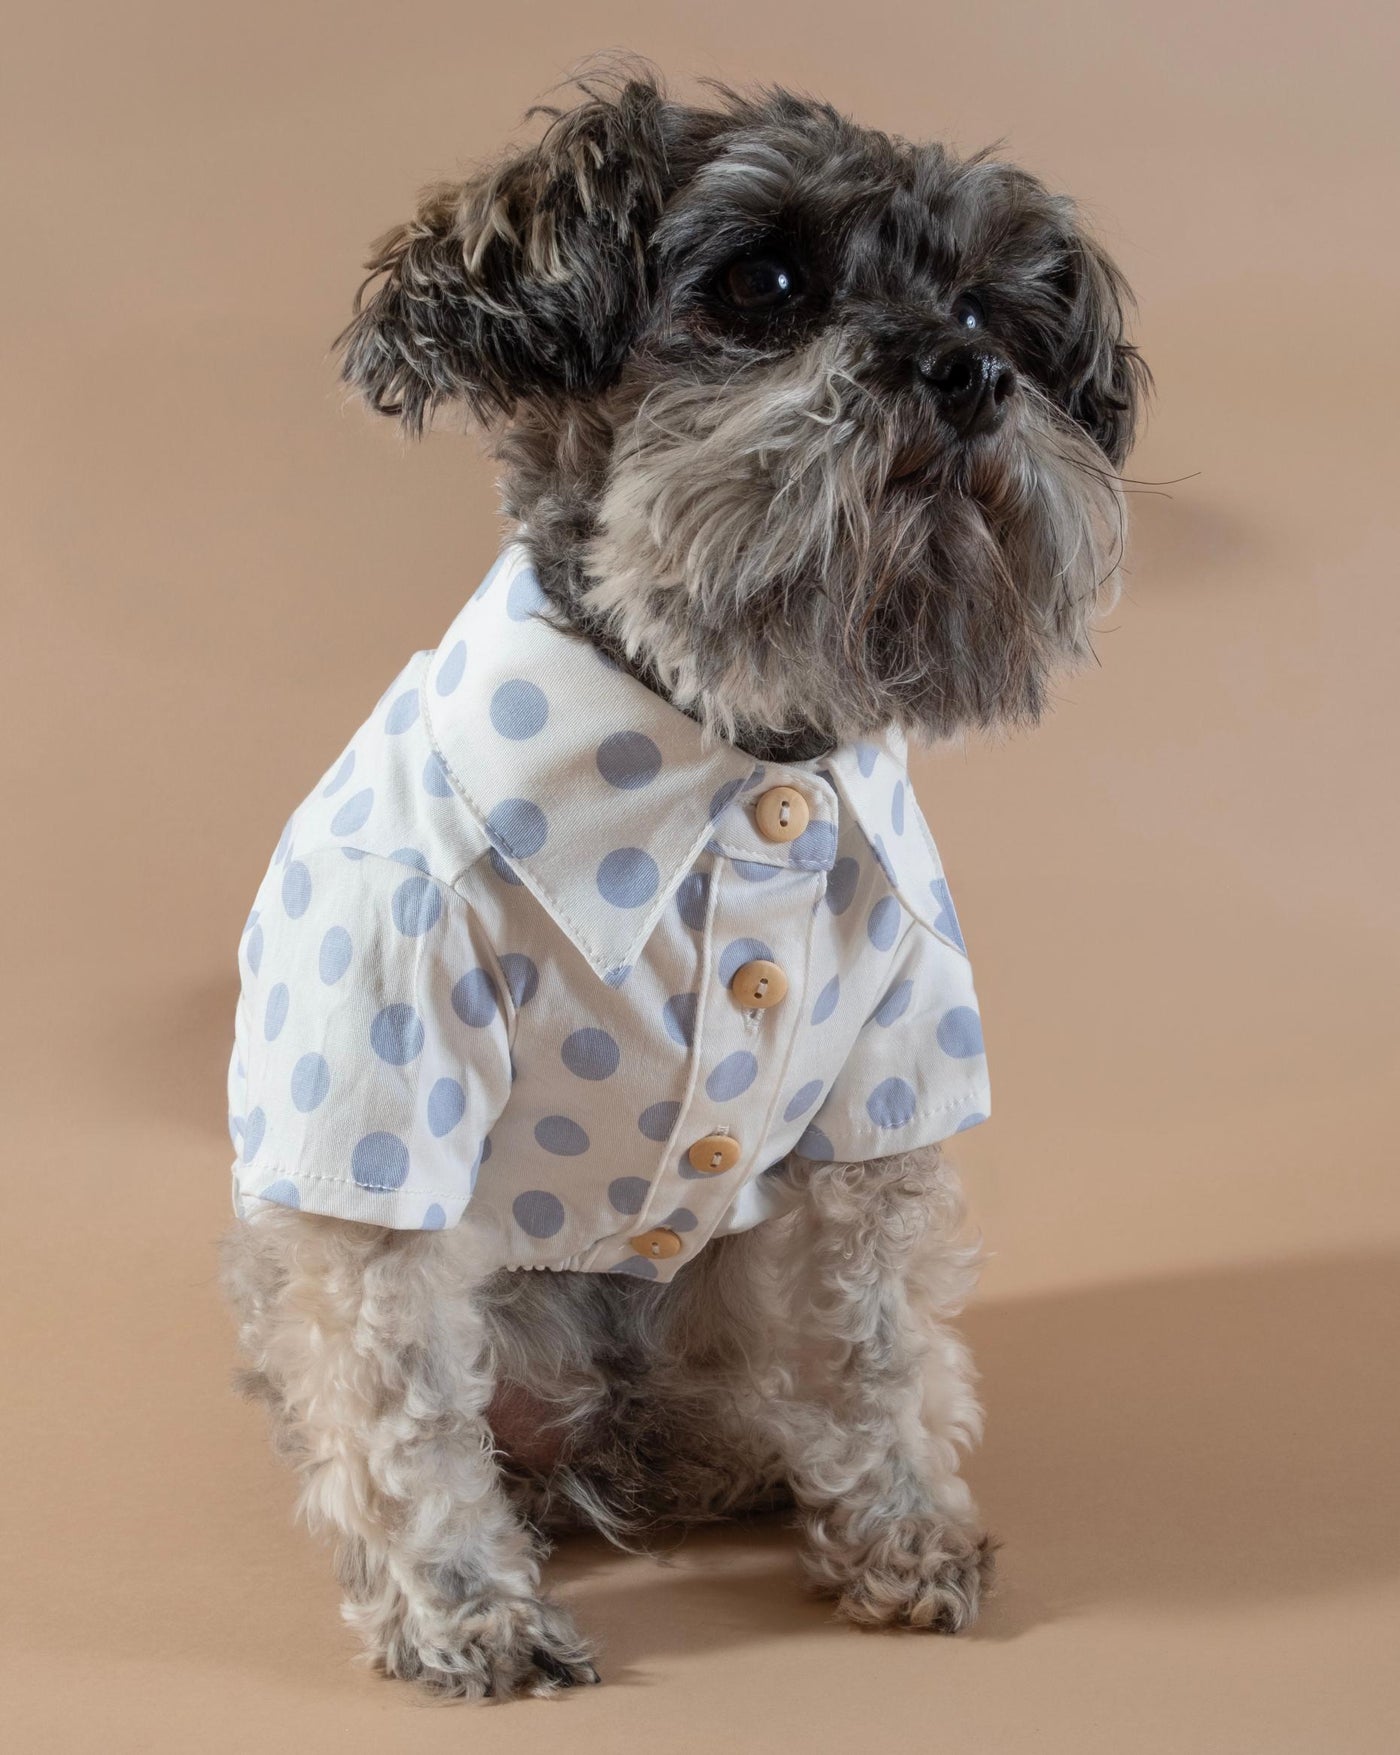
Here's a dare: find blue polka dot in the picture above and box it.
[718,937,775,986]
[512,1186,568,1228]
[561,1028,621,1081]
[435,640,467,695]
[784,1080,823,1122]
[826,856,859,916]
[341,847,368,861]
[322,751,355,796]
[608,1176,649,1215]
[733,859,781,883]
[245,923,264,976]
[486,797,548,859]
[490,679,549,740]
[867,895,902,951]
[937,1006,984,1058]
[427,1077,466,1137]
[873,980,914,1027]
[597,731,662,790]
[422,1203,448,1230]
[499,953,539,1008]
[706,1051,758,1101]
[662,1207,699,1233]
[264,983,290,1041]
[451,968,499,1028]
[319,926,352,984]
[390,847,428,870]
[742,765,767,792]
[639,1100,681,1142]
[534,1116,590,1157]
[476,552,508,599]
[597,847,659,909]
[611,1256,658,1279]
[281,862,312,919]
[856,742,878,777]
[708,777,745,819]
[811,974,841,1025]
[488,848,523,886]
[795,1123,834,1162]
[475,1136,493,1174]
[385,690,420,734]
[241,1107,266,1162]
[507,567,546,621]
[662,993,698,1047]
[789,819,837,868]
[604,964,633,989]
[676,871,710,931]
[331,789,374,837]
[259,1179,300,1209]
[867,1077,918,1129]
[370,1003,424,1065]
[929,878,967,954]
[955,1111,988,1133]
[352,1132,409,1190]
[872,835,898,887]
[891,780,906,835]
[391,874,442,937]
[422,752,454,798]
[291,1052,331,1113]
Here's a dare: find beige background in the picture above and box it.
[3,2,1397,1749]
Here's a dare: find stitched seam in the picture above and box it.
[240,1166,459,1196]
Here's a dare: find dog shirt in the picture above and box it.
[228,544,990,1282]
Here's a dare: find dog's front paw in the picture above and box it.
[803,1512,995,1633]
[373,1593,600,1699]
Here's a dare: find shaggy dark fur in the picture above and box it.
[338,68,1146,763]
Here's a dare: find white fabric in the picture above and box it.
[228,545,990,1283]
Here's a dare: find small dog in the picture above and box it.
[223,68,1145,1698]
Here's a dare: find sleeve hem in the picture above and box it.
[234,1164,469,1231]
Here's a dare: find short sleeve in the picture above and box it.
[800,921,991,1165]
[229,848,512,1230]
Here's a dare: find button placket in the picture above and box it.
[581,774,837,1277]
[639,861,817,1266]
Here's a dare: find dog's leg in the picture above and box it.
[736,1146,993,1631]
[222,1210,597,1697]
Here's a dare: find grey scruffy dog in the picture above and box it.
[224,67,1145,1698]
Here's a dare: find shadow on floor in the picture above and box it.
[544,1250,1399,1666]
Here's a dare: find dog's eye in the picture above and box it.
[952,294,986,331]
[719,255,801,312]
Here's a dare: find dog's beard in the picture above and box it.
[584,331,1124,749]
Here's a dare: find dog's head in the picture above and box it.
[340,70,1148,758]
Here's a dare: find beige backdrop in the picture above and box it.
[3,2,1397,1750]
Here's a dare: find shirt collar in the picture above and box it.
[423,545,959,980]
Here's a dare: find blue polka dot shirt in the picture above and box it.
[228,546,990,1281]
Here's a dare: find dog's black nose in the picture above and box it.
[918,344,1017,438]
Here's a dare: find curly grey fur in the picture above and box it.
[224,1146,986,1693]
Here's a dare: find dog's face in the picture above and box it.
[340,76,1147,757]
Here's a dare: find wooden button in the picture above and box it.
[687,1133,742,1175]
[755,786,810,843]
[630,1227,683,1260]
[731,959,788,1009]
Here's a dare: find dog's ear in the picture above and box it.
[1053,230,1150,469]
[337,78,677,433]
